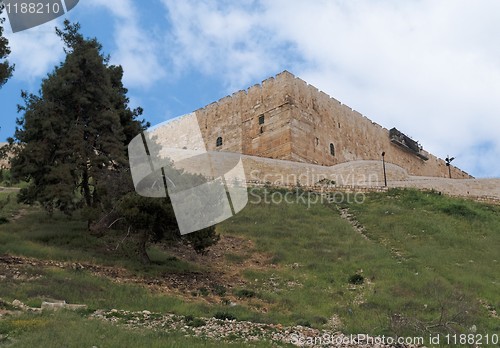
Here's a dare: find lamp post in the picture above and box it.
[382,152,387,187]
[445,156,455,179]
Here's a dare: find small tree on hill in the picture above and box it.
[116,192,219,264]
[92,154,221,264]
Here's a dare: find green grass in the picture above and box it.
[346,189,500,336]
[218,188,500,337]
[219,189,397,329]
[1,187,499,346]
[0,206,198,275]
[0,311,275,348]
[0,191,19,222]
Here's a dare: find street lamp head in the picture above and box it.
[382,151,385,157]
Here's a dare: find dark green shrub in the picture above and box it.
[440,203,477,218]
[186,318,206,327]
[348,273,364,285]
[0,299,15,311]
[295,319,312,327]
[212,284,226,296]
[270,252,284,265]
[234,289,256,298]
[197,287,209,296]
[214,311,237,321]
[312,316,328,325]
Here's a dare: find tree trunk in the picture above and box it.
[89,209,120,237]
[82,167,93,230]
[82,167,92,208]
[137,229,151,264]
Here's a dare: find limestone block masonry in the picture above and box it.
[155,71,472,179]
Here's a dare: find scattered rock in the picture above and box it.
[11,299,24,308]
[41,301,66,311]
[64,304,88,311]
[91,309,420,347]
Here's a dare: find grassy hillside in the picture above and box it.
[0,187,499,346]
[218,188,499,336]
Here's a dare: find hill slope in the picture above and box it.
[0,187,499,346]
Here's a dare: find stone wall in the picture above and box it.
[155,71,472,179]
[0,143,10,169]
[284,72,471,178]
[194,73,295,162]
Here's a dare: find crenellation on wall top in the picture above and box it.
[192,71,297,115]
[309,85,319,94]
[330,97,341,105]
[340,104,353,113]
[246,85,262,100]
[248,84,262,94]
[319,91,330,99]
[353,110,364,119]
[293,76,309,88]
[261,76,275,87]
[231,90,246,99]
[219,95,232,104]
[277,70,295,80]
[198,101,217,113]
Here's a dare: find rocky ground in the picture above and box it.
[0,250,424,347]
[0,235,276,310]
[1,299,423,347]
[91,308,424,347]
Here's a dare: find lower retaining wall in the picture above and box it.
[245,181,500,205]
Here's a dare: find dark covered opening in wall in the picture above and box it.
[259,114,265,125]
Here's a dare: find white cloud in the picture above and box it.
[4,18,64,82]
[161,0,292,90]
[85,0,166,88]
[161,0,500,177]
[3,0,499,177]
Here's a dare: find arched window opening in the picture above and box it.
[330,143,335,156]
[216,137,223,147]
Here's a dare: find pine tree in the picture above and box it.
[0,3,14,88]
[10,21,219,261]
[11,21,145,216]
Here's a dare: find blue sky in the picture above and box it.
[1,0,500,178]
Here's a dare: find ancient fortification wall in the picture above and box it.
[0,143,12,169]
[194,74,294,161]
[283,72,470,178]
[158,71,471,179]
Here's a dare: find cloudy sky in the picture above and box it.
[1,0,499,178]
